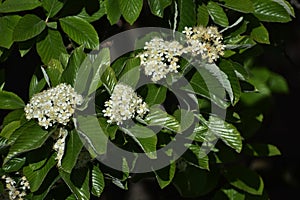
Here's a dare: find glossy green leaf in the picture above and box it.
[5,121,51,163]
[61,130,83,173]
[0,15,21,48]
[31,173,60,200]
[122,125,157,158]
[222,0,254,13]
[119,57,140,89]
[59,168,90,200]
[62,46,86,86]
[244,143,281,157]
[23,153,57,192]
[101,66,117,95]
[42,0,64,18]
[0,121,20,139]
[59,16,99,49]
[145,84,167,105]
[154,161,176,189]
[29,75,46,99]
[0,0,41,13]
[197,4,209,26]
[273,0,295,17]
[2,157,26,172]
[76,115,108,156]
[251,0,291,22]
[119,0,143,25]
[105,0,121,25]
[91,165,105,197]
[224,166,264,195]
[207,116,242,153]
[13,14,46,42]
[147,0,172,17]
[144,105,180,132]
[250,23,270,44]
[0,90,25,110]
[207,1,229,27]
[36,29,67,64]
[45,59,64,86]
[173,165,219,197]
[187,144,209,170]
[77,0,106,22]
[2,109,24,127]
[178,0,196,31]
[219,59,242,105]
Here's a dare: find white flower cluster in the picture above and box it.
[139,38,185,82]
[103,83,149,125]
[1,175,30,200]
[183,26,225,63]
[53,128,68,167]
[24,83,83,129]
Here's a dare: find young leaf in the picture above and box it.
[250,23,270,44]
[207,1,229,27]
[147,0,172,18]
[197,4,209,27]
[91,165,105,197]
[0,90,25,110]
[0,15,21,49]
[251,0,291,22]
[119,0,143,25]
[59,16,99,49]
[0,0,41,13]
[36,29,67,64]
[42,0,64,18]
[13,14,46,42]
[105,0,121,25]
[177,0,196,31]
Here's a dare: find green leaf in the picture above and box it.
[0,121,20,139]
[154,161,176,189]
[105,0,121,25]
[244,143,281,157]
[122,125,157,158]
[101,66,117,95]
[76,115,108,156]
[18,38,36,57]
[222,0,254,13]
[0,15,21,48]
[77,0,106,22]
[251,0,291,22]
[59,168,90,200]
[59,16,99,49]
[62,46,86,86]
[197,4,209,27]
[0,0,41,13]
[178,0,196,31]
[2,109,24,127]
[91,166,105,197]
[224,166,264,195]
[207,116,242,153]
[250,23,270,44]
[119,0,143,25]
[219,59,242,105]
[147,0,172,17]
[187,144,209,170]
[2,157,26,173]
[145,84,167,105]
[213,188,245,200]
[42,0,64,18]
[5,121,51,163]
[36,29,67,64]
[268,72,289,93]
[0,90,25,109]
[207,1,229,27]
[61,130,83,173]
[29,75,46,99]
[119,57,141,89]
[144,105,180,132]
[13,14,46,42]
[173,165,219,197]
[272,0,295,17]
[23,153,57,192]
[45,59,64,86]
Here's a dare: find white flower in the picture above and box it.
[183,26,225,63]
[1,174,30,200]
[53,128,68,167]
[24,83,83,129]
[139,37,184,82]
[103,83,149,125]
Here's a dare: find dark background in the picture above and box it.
[1,1,300,199]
